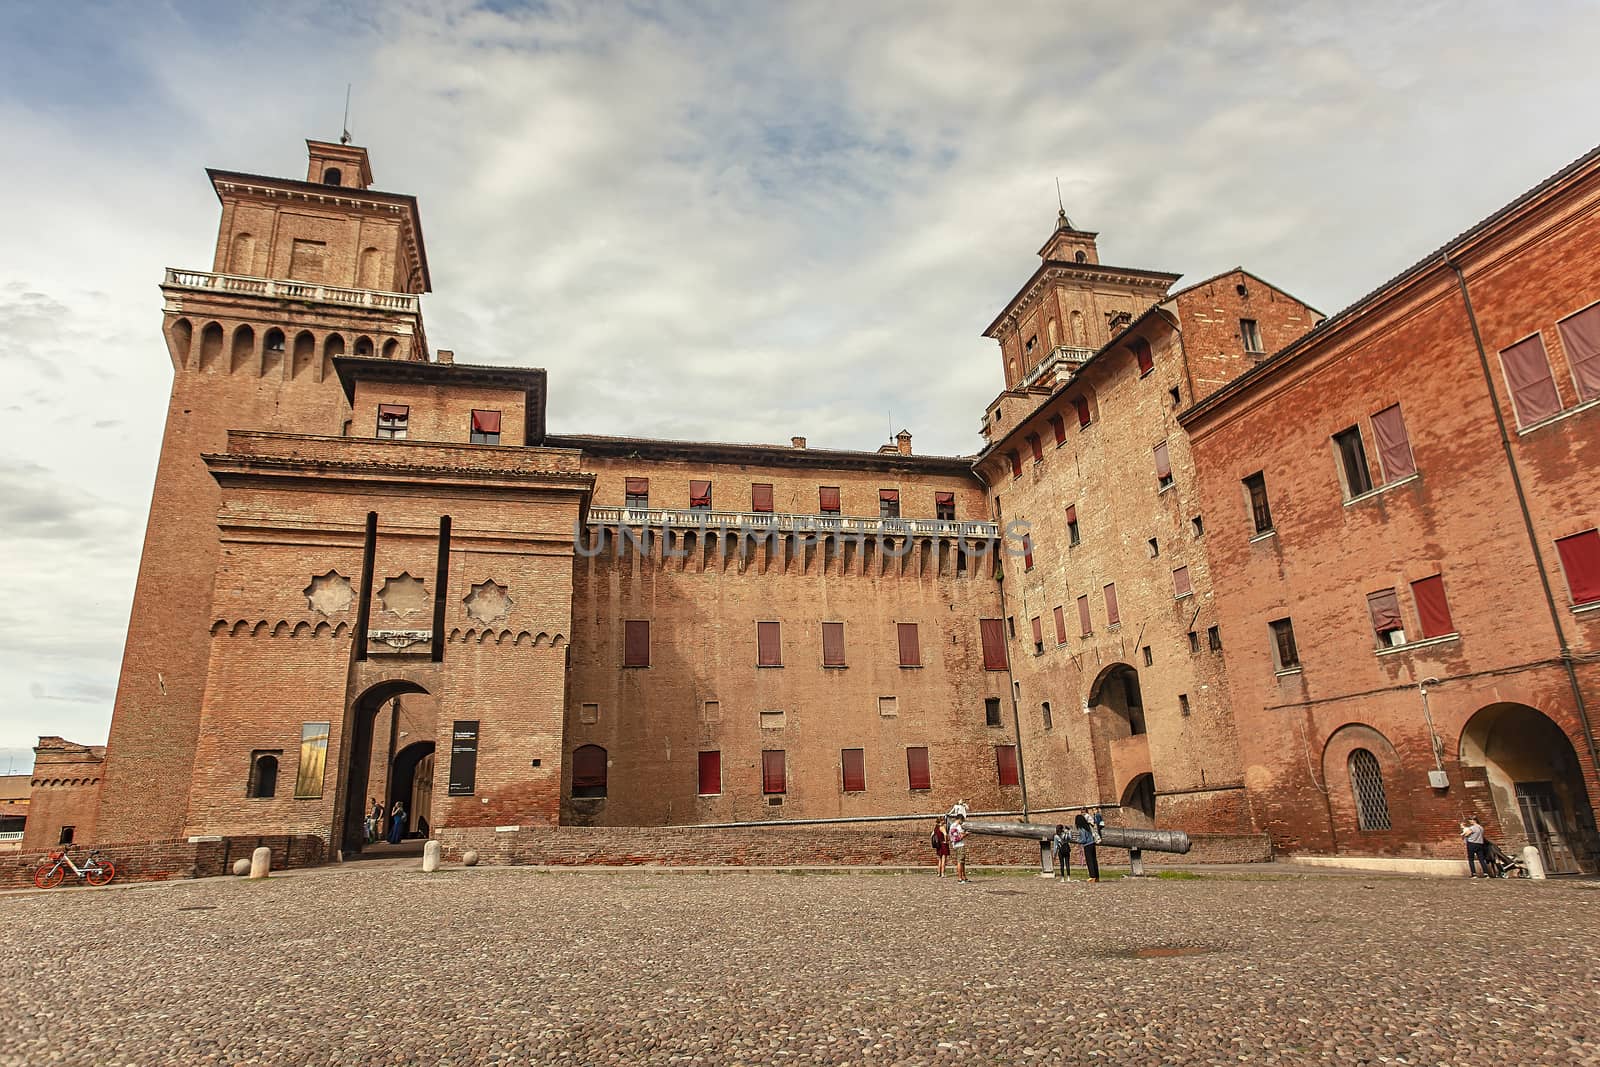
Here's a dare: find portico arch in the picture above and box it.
[1459,703,1598,874]
[341,678,429,854]
[1088,663,1146,736]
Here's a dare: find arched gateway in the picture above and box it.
[341,679,434,854]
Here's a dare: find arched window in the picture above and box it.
[324,167,342,186]
[264,328,286,353]
[1348,748,1391,830]
[1074,250,1087,263]
[354,336,374,357]
[248,752,280,798]
[1070,310,1086,346]
[572,744,608,798]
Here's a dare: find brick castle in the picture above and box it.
[22,136,1600,875]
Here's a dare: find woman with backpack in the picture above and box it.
[930,816,950,877]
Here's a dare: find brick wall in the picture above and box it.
[1,834,325,889]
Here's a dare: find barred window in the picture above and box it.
[1348,748,1391,831]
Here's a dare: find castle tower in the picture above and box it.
[95,139,433,842]
[983,210,1179,391]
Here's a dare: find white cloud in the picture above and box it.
[1,0,1599,761]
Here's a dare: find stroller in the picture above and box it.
[1485,841,1529,878]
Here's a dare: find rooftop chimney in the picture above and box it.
[895,429,913,456]
[436,349,454,364]
[790,436,807,449]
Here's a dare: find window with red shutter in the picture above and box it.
[751,483,774,513]
[1077,594,1092,635]
[1410,575,1456,638]
[469,409,502,444]
[1104,583,1120,626]
[1556,530,1600,605]
[822,621,846,667]
[757,621,782,666]
[1030,615,1043,654]
[1367,589,1406,647]
[996,745,1019,787]
[979,618,1008,670]
[1027,433,1043,463]
[697,751,722,795]
[624,477,650,510]
[1132,337,1154,376]
[841,748,866,792]
[376,403,409,439]
[1049,412,1066,445]
[761,750,786,794]
[1558,303,1600,401]
[897,622,921,667]
[879,488,900,519]
[1065,504,1080,545]
[623,620,650,667]
[1154,441,1173,489]
[1053,605,1066,644]
[1074,395,1091,427]
[1009,450,1022,478]
[935,491,955,521]
[1022,535,1033,571]
[819,486,841,513]
[689,479,712,509]
[906,746,931,791]
[1173,566,1193,598]
[1370,404,1417,483]
[1500,334,1563,427]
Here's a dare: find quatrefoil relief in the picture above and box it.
[303,571,354,617]
[376,573,430,617]
[463,580,513,624]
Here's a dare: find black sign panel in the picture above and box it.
[448,720,479,796]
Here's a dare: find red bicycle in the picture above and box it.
[33,847,116,889]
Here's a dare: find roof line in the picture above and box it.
[1166,266,1326,317]
[981,261,1183,337]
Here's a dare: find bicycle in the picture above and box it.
[33,847,116,889]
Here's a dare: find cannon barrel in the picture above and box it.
[959,820,1191,855]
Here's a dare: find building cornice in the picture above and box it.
[545,433,980,476]
[983,261,1182,338]
[333,356,547,444]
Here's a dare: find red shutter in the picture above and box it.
[762,750,786,794]
[1077,595,1092,635]
[1173,566,1192,597]
[819,486,841,513]
[757,621,782,666]
[996,745,1019,787]
[1022,535,1033,570]
[879,489,899,504]
[1154,441,1172,481]
[1053,606,1066,644]
[1559,304,1600,401]
[1501,335,1562,426]
[1074,395,1091,427]
[697,751,721,795]
[378,403,408,418]
[1050,413,1066,445]
[752,483,774,512]
[1556,530,1600,605]
[1132,337,1154,375]
[625,477,650,495]
[1065,504,1077,525]
[1410,575,1455,638]
[1104,583,1120,626]
[1371,404,1416,482]
[1009,451,1022,478]
[906,747,931,791]
[822,621,846,666]
[471,409,501,434]
[1367,589,1403,640]
[1030,616,1043,647]
[979,619,1008,670]
[1028,434,1043,462]
[623,620,650,666]
[935,491,955,506]
[897,622,921,667]
[689,480,712,508]
[841,749,866,792]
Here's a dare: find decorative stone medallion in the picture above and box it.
[463,580,513,624]
[377,573,430,617]
[303,571,353,616]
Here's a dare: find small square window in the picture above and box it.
[1191,515,1204,538]
[701,700,721,723]
[984,697,1002,728]
[376,403,409,440]
[1188,631,1200,654]
[759,709,786,730]
[879,489,901,519]
[1241,318,1264,354]
[469,409,501,445]
[59,825,75,845]
[579,702,599,724]
[1147,537,1159,558]
[879,696,898,718]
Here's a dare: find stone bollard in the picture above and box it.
[422,840,442,873]
[249,846,272,880]
[462,850,479,867]
[1039,839,1055,877]
[1128,848,1145,877]
[232,858,251,877]
[1521,845,1547,880]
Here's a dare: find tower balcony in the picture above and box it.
[1020,344,1097,389]
[163,269,421,315]
[587,505,998,542]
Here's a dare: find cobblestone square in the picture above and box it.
[3,866,1597,1065]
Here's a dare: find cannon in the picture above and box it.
[959,819,1190,875]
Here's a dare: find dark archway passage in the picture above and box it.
[341,680,429,855]
[390,741,436,838]
[1122,773,1157,826]
[1088,663,1146,737]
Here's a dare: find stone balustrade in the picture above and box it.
[587,505,998,541]
[163,268,421,315]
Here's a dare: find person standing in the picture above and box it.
[1052,824,1072,880]
[1461,814,1490,877]
[1074,813,1100,883]
[949,815,969,883]
[931,816,950,878]
[388,800,407,845]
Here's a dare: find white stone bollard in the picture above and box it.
[462,850,479,867]
[422,840,442,873]
[232,858,251,877]
[1521,845,1546,880]
[249,846,272,879]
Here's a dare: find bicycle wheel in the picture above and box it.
[34,862,65,889]
[85,861,116,887]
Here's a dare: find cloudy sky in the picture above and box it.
[2,0,1598,769]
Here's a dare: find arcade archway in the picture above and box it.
[1121,774,1156,826]
[341,679,430,855]
[1460,703,1598,874]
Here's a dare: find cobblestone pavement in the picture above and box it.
[3,865,1598,1065]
